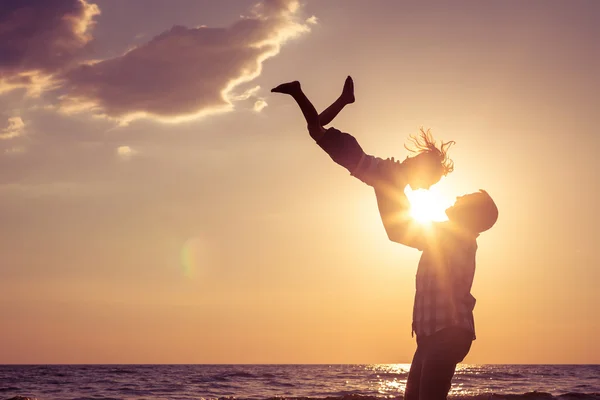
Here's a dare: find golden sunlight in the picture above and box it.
[405,187,451,224]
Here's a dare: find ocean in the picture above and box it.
[1,364,598,400]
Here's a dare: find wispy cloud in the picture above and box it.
[253,100,268,113]
[306,15,318,25]
[0,116,25,139]
[116,145,137,160]
[3,145,26,155]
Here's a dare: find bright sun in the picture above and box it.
[405,187,451,224]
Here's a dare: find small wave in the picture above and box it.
[249,393,600,400]
[0,388,21,393]
[265,380,296,388]
[211,371,258,381]
[262,395,397,400]
[225,372,257,379]
[4,396,37,400]
[108,368,137,375]
[71,397,124,400]
[462,372,527,380]
[368,372,409,380]
[42,380,73,385]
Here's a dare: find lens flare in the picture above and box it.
[180,236,207,278]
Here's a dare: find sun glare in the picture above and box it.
[405,187,451,224]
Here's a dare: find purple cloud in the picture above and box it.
[59,0,311,122]
[0,0,99,93]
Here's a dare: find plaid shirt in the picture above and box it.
[411,224,478,339]
[317,127,478,340]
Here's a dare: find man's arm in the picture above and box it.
[374,184,428,250]
[316,128,427,249]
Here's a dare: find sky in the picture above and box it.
[0,0,599,364]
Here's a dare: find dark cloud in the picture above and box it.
[0,0,312,123]
[59,0,311,122]
[0,0,99,86]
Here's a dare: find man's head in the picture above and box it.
[446,190,498,234]
[402,128,454,190]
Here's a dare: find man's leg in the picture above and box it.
[418,328,473,400]
[404,344,425,400]
[318,76,355,126]
[271,81,324,141]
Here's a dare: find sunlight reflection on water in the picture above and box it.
[1,364,598,400]
[363,364,412,396]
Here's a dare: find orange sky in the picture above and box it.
[0,0,598,364]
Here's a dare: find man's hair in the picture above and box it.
[469,190,499,233]
[405,127,455,176]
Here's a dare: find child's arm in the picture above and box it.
[317,127,406,188]
[319,128,430,250]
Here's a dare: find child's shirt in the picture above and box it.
[316,127,404,187]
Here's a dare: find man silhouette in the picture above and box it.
[374,180,497,400]
[272,76,499,400]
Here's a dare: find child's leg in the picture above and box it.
[271,81,325,141]
[318,76,355,126]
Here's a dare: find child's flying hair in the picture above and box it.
[405,127,455,176]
